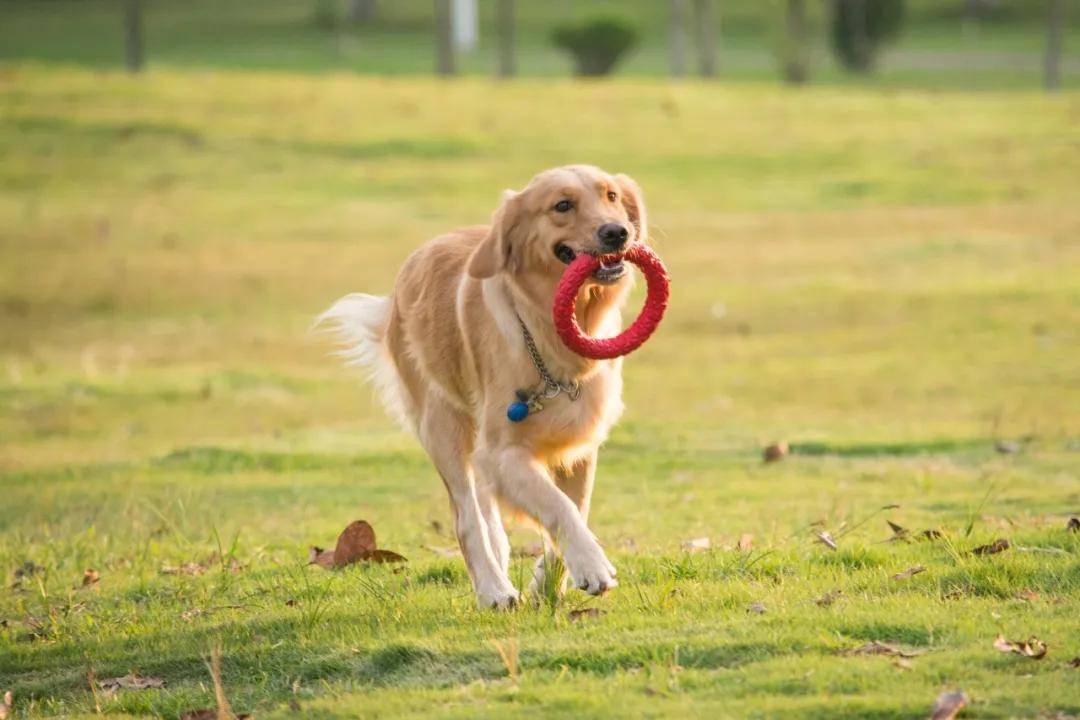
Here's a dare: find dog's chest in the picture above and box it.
[527,366,624,455]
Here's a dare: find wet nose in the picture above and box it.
[597,223,629,251]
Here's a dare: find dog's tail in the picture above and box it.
[316,293,412,432]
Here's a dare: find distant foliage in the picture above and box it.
[552,17,640,77]
[313,0,340,30]
[830,0,905,72]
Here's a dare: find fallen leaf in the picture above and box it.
[181,608,203,621]
[763,441,788,463]
[567,608,606,622]
[1067,517,1079,533]
[1014,589,1040,602]
[82,569,100,587]
[887,520,910,541]
[995,439,1021,454]
[920,529,944,541]
[681,537,710,552]
[1069,657,1080,668]
[971,538,1010,556]
[736,533,754,551]
[891,565,927,581]
[815,590,842,607]
[0,690,11,720]
[816,531,838,551]
[98,673,165,691]
[993,634,1047,659]
[845,641,922,658]
[430,519,444,534]
[747,602,766,614]
[285,599,297,607]
[310,520,408,569]
[13,561,42,579]
[930,690,968,720]
[161,562,206,576]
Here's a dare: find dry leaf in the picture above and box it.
[971,538,1010,556]
[816,531,838,551]
[99,674,165,691]
[995,440,1020,454]
[82,569,100,587]
[992,634,1047,659]
[1068,657,1080,668]
[763,441,789,463]
[747,602,766,614]
[309,520,407,569]
[1067,517,1079,533]
[891,565,927,581]
[1014,589,1039,602]
[161,562,206,576]
[920,529,944,541]
[0,690,11,720]
[736,533,754,551]
[887,520,909,541]
[567,608,606,622]
[815,590,842,607]
[681,537,710,552]
[930,690,968,720]
[845,641,922,658]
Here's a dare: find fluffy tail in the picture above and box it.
[316,293,412,432]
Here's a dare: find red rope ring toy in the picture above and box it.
[553,244,670,360]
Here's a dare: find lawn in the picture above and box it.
[1,65,1079,718]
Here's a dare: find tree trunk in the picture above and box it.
[1044,0,1064,92]
[668,0,687,78]
[435,0,456,76]
[783,0,809,84]
[123,0,144,73]
[452,0,478,52]
[347,0,376,24]
[496,0,516,77]
[850,0,871,72]
[692,0,718,78]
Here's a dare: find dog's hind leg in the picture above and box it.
[419,397,519,609]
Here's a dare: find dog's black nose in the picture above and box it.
[597,223,629,251]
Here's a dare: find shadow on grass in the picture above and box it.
[790,438,993,458]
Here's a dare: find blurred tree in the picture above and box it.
[669,0,687,77]
[783,0,809,84]
[435,0,456,75]
[313,0,339,30]
[1044,0,1064,91]
[496,0,516,77]
[552,17,640,77]
[453,0,478,52]
[123,0,144,73]
[830,0,904,73]
[692,0,718,77]
[347,0,377,24]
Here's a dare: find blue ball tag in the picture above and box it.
[507,401,529,422]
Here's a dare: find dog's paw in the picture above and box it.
[476,584,521,611]
[564,544,617,596]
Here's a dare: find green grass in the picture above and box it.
[0,0,1078,89]
[1,65,1079,718]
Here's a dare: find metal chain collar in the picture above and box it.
[516,314,580,410]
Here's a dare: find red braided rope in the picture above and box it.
[552,244,670,360]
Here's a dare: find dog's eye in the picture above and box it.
[607,191,617,202]
[553,199,573,213]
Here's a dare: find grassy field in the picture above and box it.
[1,64,1080,718]
[1,0,1078,89]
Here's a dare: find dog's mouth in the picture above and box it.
[554,243,628,285]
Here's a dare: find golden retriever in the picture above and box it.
[320,165,646,608]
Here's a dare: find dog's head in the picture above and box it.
[467,165,647,292]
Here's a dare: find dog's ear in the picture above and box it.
[614,174,647,243]
[468,190,522,279]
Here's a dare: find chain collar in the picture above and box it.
[516,313,580,410]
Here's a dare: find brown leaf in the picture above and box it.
[681,537,710,552]
[0,690,11,720]
[930,690,968,720]
[816,531,838,551]
[747,602,766,614]
[815,590,842,607]
[567,608,606,622]
[763,441,789,463]
[310,520,407,569]
[736,533,754,551]
[920,529,944,541]
[98,673,165,691]
[1013,588,1039,602]
[82,569,100,587]
[992,634,1047,659]
[1069,657,1080,668]
[887,520,909,541]
[161,562,206,576]
[1067,517,1079,533]
[995,439,1021,454]
[971,538,1010,556]
[368,549,407,564]
[284,599,297,607]
[845,641,922,658]
[891,565,927,581]
[307,547,334,569]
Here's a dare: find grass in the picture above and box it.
[0,0,1077,90]
[1,64,1079,718]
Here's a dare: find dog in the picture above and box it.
[320,165,646,608]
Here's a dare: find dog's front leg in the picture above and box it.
[528,451,599,597]
[479,446,616,596]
